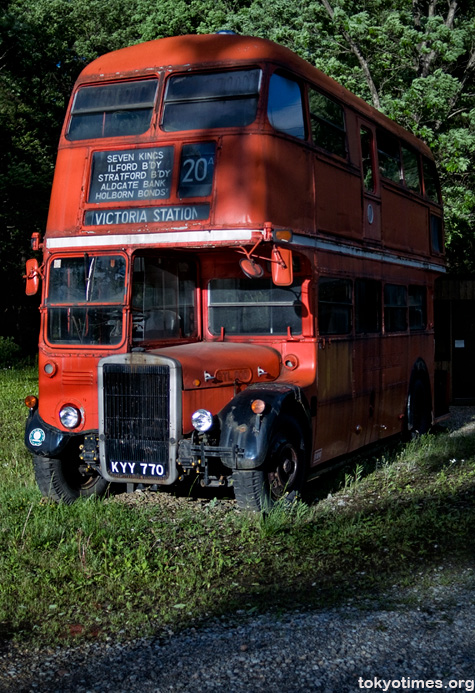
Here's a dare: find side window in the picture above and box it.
[401,147,421,193]
[267,73,305,139]
[430,214,443,254]
[409,285,426,331]
[318,278,352,335]
[384,284,407,332]
[377,131,402,184]
[309,89,346,157]
[208,277,303,336]
[355,279,381,334]
[422,158,440,203]
[360,127,375,192]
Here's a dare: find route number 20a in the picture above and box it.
[181,157,212,183]
[178,143,216,198]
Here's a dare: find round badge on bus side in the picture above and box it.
[367,203,374,224]
[29,428,46,447]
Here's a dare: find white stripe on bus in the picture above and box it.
[46,228,446,273]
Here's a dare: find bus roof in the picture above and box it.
[76,33,433,158]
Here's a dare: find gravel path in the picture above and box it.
[1,409,475,693]
[2,580,475,693]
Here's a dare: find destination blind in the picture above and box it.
[88,142,216,203]
[88,146,174,203]
[84,204,210,225]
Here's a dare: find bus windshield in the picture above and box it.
[46,255,126,345]
[162,69,261,132]
[67,79,158,141]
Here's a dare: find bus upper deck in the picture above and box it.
[44,33,444,274]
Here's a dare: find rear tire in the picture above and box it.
[33,455,109,504]
[232,417,306,511]
[407,377,432,436]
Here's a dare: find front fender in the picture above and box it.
[218,383,310,470]
[25,408,72,457]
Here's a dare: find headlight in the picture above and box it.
[191,409,213,432]
[59,405,81,429]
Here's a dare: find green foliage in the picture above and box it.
[0,337,21,368]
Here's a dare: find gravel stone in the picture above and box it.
[1,408,474,692]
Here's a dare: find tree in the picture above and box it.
[225,0,475,272]
[1,0,475,351]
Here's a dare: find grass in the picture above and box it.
[1,366,475,645]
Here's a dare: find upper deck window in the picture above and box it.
[360,127,375,192]
[377,131,402,184]
[422,158,441,203]
[67,79,158,141]
[401,146,421,193]
[267,73,305,139]
[162,69,261,132]
[309,89,346,157]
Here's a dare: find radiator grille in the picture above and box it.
[102,363,171,475]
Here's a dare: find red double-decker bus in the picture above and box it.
[24,33,446,510]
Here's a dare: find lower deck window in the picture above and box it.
[384,284,407,332]
[208,277,303,335]
[318,278,352,335]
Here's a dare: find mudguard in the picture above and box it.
[25,408,72,458]
[218,383,311,471]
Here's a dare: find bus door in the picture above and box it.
[316,276,354,463]
[316,274,384,463]
[359,123,381,243]
[351,277,383,448]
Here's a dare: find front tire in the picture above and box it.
[33,455,109,504]
[232,417,306,511]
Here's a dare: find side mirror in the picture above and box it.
[271,246,293,286]
[25,258,40,296]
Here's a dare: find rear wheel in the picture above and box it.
[33,455,109,504]
[232,418,306,511]
[407,377,432,436]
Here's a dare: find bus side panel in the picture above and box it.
[214,135,267,226]
[315,339,353,463]
[314,159,361,239]
[379,335,410,436]
[381,186,429,255]
[351,334,382,448]
[262,137,315,233]
[46,148,89,235]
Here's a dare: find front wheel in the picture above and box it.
[232,418,307,511]
[33,455,109,504]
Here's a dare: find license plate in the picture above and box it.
[107,460,167,478]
